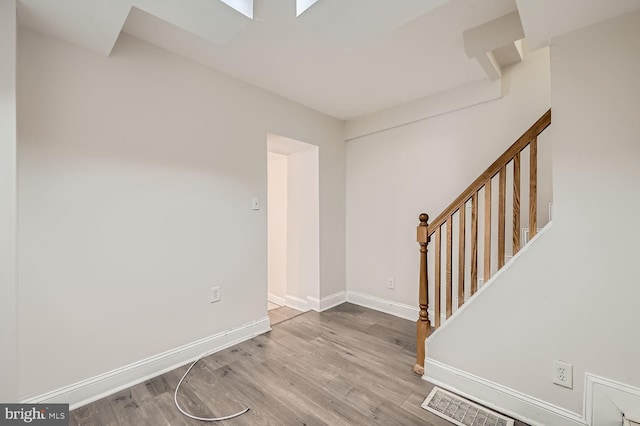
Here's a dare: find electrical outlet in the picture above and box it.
[210,286,221,303]
[478,278,484,288]
[387,277,395,290]
[553,360,573,389]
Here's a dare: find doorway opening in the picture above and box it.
[267,134,319,315]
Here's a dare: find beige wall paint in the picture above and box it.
[286,147,320,304]
[0,0,18,402]
[427,9,640,419]
[267,140,321,309]
[17,29,345,399]
[267,152,288,302]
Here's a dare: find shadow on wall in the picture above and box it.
[267,133,320,311]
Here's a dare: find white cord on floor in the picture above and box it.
[174,355,250,422]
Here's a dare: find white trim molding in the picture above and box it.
[346,291,418,321]
[268,293,286,307]
[585,373,640,425]
[22,317,271,410]
[426,222,553,342]
[286,292,347,312]
[344,78,502,141]
[307,296,321,312]
[308,291,347,312]
[285,294,312,312]
[423,358,585,426]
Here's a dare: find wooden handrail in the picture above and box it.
[414,109,552,375]
[427,109,551,237]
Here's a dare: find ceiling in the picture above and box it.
[16,0,640,120]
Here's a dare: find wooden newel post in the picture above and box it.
[414,213,431,375]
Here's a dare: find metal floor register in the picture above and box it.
[422,387,515,426]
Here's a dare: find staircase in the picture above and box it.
[413,110,552,375]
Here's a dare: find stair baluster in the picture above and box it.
[529,136,538,238]
[513,152,521,254]
[414,109,552,374]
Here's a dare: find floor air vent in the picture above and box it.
[422,387,515,426]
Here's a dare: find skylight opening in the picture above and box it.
[219,0,253,19]
[296,0,320,17]
[217,0,323,19]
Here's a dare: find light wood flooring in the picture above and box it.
[268,305,304,326]
[267,302,281,311]
[70,303,527,425]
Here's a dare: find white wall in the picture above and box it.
[0,0,18,402]
[426,9,640,421]
[346,46,551,309]
[286,147,320,303]
[17,29,345,399]
[267,136,321,309]
[267,152,288,302]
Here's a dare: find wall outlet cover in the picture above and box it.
[210,286,221,303]
[387,277,395,289]
[553,360,573,389]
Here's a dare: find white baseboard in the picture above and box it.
[346,291,418,321]
[287,292,347,312]
[284,294,312,312]
[309,291,347,312]
[307,296,320,311]
[268,293,286,306]
[22,317,271,410]
[423,358,585,426]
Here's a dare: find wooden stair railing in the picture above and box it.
[413,109,551,375]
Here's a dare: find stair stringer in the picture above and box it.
[421,221,587,426]
[426,222,552,343]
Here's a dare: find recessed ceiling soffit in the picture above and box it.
[463,10,525,80]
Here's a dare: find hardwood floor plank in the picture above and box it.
[238,359,358,425]
[268,306,303,326]
[220,361,318,426]
[141,374,171,398]
[271,316,324,341]
[69,303,528,426]
[123,401,170,426]
[70,398,119,426]
[153,393,201,426]
[311,340,413,405]
[232,362,327,426]
[324,375,433,426]
[400,391,452,426]
[180,365,249,419]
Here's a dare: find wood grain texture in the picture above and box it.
[470,192,478,295]
[445,217,453,319]
[513,151,521,255]
[427,109,551,236]
[415,214,430,374]
[498,166,506,269]
[484,181,491,283]
[529,136,538,239]
[268,306,304,326]
[458,205,466,308]
[68,304,530,426]
[434,226,441,329]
